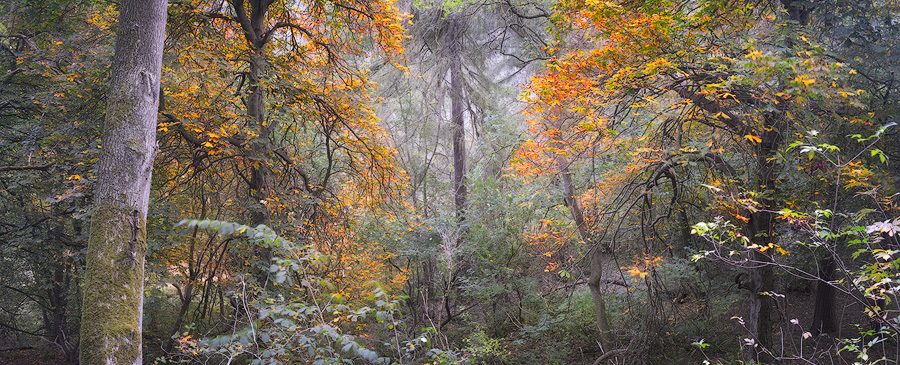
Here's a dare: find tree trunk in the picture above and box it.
[46,261,77,362]
[247,45,271,227]
[79,1,166,364]
[811,258,836,335]
[743,1,806,352]
[448,14,467,222]
[744,113,785,361]
[557,155,611,350]
[746,250,773,356]
[163,282,194,353]
[230,0,275,281]
[587,248,612,350]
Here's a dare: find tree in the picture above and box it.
[79,0,166,363]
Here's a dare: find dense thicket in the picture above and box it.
[1,0,898,364]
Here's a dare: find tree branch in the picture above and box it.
[228,0,261,46]
[502,0,550,19]
[671,82,754,136]
[0,164,53,173]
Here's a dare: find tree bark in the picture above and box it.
[246,44,274,276]
[79,0,166,364]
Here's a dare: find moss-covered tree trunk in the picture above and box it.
[79,1,166,364]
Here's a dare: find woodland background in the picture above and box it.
[1,0,900,364]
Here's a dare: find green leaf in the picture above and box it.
[219,223,234,235]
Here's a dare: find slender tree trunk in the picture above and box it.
[449,14,467,222]
[164,283,194,353]
[676,207,691,257]
[79,1,166,363]
[46,262,76,362]
[557,155,611,350]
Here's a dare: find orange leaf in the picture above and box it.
[744,134,762,144]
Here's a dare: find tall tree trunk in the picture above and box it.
[247,44,271,227]
[79,1,166,363]
[743,1,807,355]
[246,47,274,274]
[745,113,785,360]
[557,155,611,350]
[231,0,275,280]
[449,14,467,222]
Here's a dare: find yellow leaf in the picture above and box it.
[744,134,762,144]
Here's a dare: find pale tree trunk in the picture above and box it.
[79,1,166,364]
[449,14,467,222]
[557,156,611,350]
